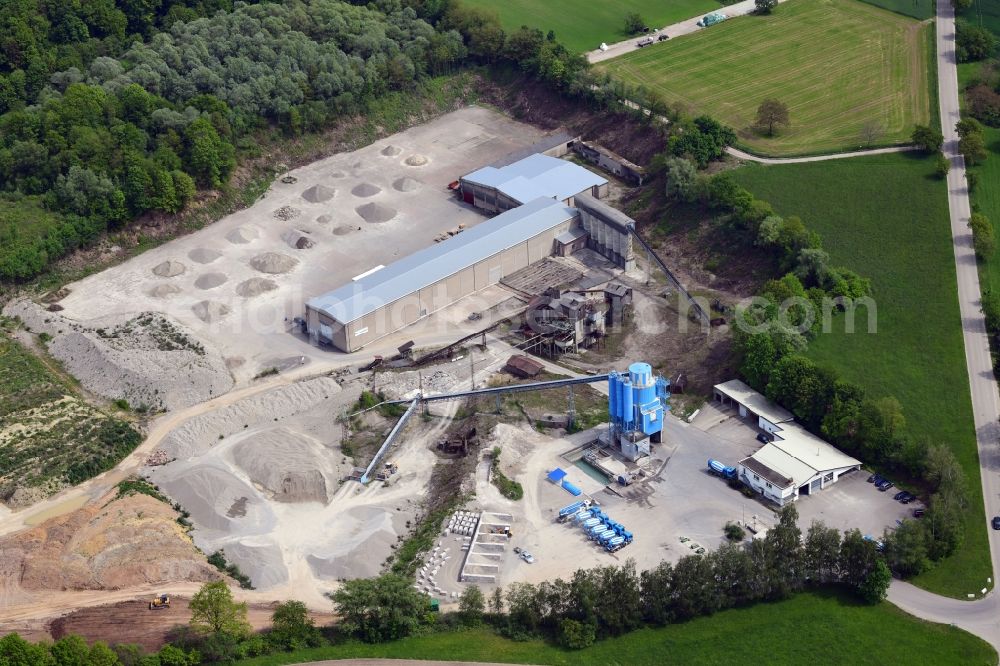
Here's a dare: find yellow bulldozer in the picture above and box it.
[148,594,170,610]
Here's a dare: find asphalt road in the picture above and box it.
[586,0,788,64]
[886,0,1000,651]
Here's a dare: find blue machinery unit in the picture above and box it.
[608,362,670,461]
[570,505,633,552]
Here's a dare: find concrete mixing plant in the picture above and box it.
[608,362,670,461]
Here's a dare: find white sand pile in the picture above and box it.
[393,177,422,192]
[381,145,402,156]
[235,277,277,298]
[301,184,335,203]
[232,429,330,504]
[194,272,228,290]
[281,229,315,250]
[156,377,342,459]
[315,214,332,225]
[222,538,288,588]
[149,461,276,535]
[307,506,399,580]
[250,252,298,274]
[5,300,233,411]
[189,248,222,264]
[226,226,259,244]
[405,154,428,166]
[351,182,382,198]
[355,202,396,224]
[380,369,457,400]
[150,284,181,299]
[332,224,357,236]
[152,260,185,278]
[192,300,231,323]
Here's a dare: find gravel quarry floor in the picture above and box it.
[38,107,547,385]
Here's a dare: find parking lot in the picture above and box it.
[691,403,917,537]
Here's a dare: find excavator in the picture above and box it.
[148,594,170,610]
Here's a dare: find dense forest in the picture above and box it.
[0,0,603,282]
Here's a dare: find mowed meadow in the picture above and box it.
[602,0,932,156]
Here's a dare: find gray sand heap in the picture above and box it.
[330,170,346,178]
[393,177,421,192]
[281,229,315,250]
[194,272,228,290]
[188,248,222,264]
[235,277,278,298]
[405,154,428,166]
[233,429,330,504]
[315,214,332,225]
[355,202,397,224]
[4,300,232,411]
[150,284,181,299]
[380,145,402,156]
[192,300,231,323]
[151,463,276,534]
[222,539,288,588]
[152,260,185,278]
[301,184,335,203]
[332,224,358,236]
[306,506,398,580]
[226,226,259,244]
[351,182,382,198]
[250,252,298,274]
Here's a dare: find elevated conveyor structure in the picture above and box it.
[628,227,710,325]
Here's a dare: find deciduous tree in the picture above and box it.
[755,98,790,136]
[189,580,251,639]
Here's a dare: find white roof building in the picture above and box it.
[713,380,862,506]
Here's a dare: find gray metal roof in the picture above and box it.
[574,193,634,233]
[307,197,578,324]
[462,153,607,205]
[555,227,587,244]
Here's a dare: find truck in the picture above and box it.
[697,12,727,28]
[708,459,737,480]
[636,36,654,48]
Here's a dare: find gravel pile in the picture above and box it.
[351,182,381,198]
[232,429,331,504]
[149,284,181,299]
[156,377,342,459]
[393,177,421,192]
[6,300,233,411]
[272,205,300,221]
[380,145,402,156]
[379,369,457,400]
[301,184,335,203]
[250,252,298,274]
[226,226,259,244]
[152,260,185,278]
[188,248,222,264]
[192,300,231,323]
[235,277,277,298]
[355,202,396,224]
[405,154,428,166]
[194,272,228,290]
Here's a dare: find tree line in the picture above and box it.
[0,508,891,663]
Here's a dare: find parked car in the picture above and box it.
[992,516,1000,530]
[756,433,770,444]
[868,473,884,484]
[913,508,925,518]
[893,491,907,501]
[636,36,654,48]
[520,551,535,564]
[900,492,915,504]
[513,546,522,554]
[657,33,669,41]
[877,480,894,491]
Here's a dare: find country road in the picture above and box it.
[586,0,788,64]
[725,145,918,164]
[886,0,1000,652]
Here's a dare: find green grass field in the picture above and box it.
[601,0,931,156]
[731,153,991,598]
[860,0,935,20]
[462,0,720,54]
[235,589,996,666]
[972,129,1000,297]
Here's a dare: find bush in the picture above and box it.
[724,521,746,541]
[969,212,995,259]
[911,124,944,153]
[624,12,646,34]
[559,618,596,649]
[206,550,254,589]
[934,152,950,179]
[490,447,524,500]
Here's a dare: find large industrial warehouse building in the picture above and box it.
[306,151,636,352]
[713,380,862,506]
[306,197,577,352]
